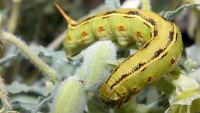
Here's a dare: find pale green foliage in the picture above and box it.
[51,76,86,113]
[105,0,120,10]
[186,45,200,65]
[77,40,117,91]
[51,41,117,113]
[29,45,76,78]
[154,69,200,113]
[7,81,51,95]
[30,45,68,65]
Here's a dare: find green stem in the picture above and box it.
[0,54,17,66]
[0,30,60,83]
[164,3,200,20]
[141,0,151,11]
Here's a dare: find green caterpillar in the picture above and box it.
[54,2,183,108]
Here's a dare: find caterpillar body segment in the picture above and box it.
[99,22,182,108]
[54,2,183,108]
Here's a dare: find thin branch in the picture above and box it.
[0,30,60,83]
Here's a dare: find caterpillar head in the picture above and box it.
[99,83,131,108]
[99,84,122,108]
[54,2,92,58]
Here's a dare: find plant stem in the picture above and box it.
[142,0,151,11]
[0,77,12,111]
[7,0,21,33]
[0,30,60,83]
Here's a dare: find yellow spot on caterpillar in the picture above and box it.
[118,26,126,31]
[170,58,175,65]
[66,36,71,43]
[147,76,152,82]
[98,26,105,33]
[81,31,87,39]
[135,31,143,39]
[135,31,145,43]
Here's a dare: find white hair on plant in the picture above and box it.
[51,76,86,113]
[76,40,117,91]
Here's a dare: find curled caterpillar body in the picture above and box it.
[54,3,183,108]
